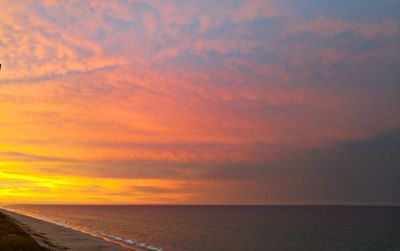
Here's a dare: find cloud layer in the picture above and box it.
[0,0,399,204]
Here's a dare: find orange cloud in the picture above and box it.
[0,0,399,204]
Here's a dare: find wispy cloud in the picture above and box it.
[0,151,75,162]
[0,0,399,204]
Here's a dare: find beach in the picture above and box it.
[0,209,133,251]
[3,205,400,251]
[0,210,47,251]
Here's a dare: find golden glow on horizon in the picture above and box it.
[0,0,398,205]
[0,168,194,204]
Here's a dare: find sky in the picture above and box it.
[0,0,399,205]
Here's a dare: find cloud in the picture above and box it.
[0,0,399,204]
[0,151,75,162]
[0,1,124,82]
[283,17,399,39]
[130,184,195,195]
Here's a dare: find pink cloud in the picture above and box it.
[0,0,398,198]
[233,0,289,23]
[283,17,399,39]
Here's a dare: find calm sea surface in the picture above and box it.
[4,205,400,251]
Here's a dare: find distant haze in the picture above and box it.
[0,0,399,205]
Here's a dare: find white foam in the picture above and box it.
[2,207,165,251]
[101,232,164,251]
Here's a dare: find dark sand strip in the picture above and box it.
[1,209,134,251]
[0,210,48,251]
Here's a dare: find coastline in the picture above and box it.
[0,208,134,251]
[0,210,47,251]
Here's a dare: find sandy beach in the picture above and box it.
[0,209,133,251]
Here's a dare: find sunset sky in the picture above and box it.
[0,0,399,205]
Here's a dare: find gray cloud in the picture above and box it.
[0,151,76,162]
[201,128,400,204]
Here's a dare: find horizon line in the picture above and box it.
[2,203,400,207]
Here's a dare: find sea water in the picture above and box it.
[4,205,400,251]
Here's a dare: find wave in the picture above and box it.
[1,207,164,251]
[102,233,164,251]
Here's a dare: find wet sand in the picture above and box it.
[0,209,134,251]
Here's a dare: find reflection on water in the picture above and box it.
[5,205,400,251]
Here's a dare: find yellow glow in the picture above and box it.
[0,168,194,204]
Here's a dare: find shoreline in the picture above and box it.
[0,210,47,251]
[0,208,135,251]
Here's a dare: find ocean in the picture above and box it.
[3,205,400,251]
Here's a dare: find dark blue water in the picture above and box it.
[4,205,400,251]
